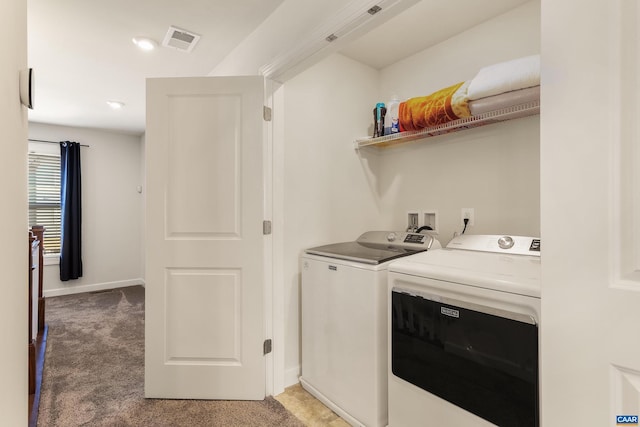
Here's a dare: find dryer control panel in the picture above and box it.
[447,234,541,256]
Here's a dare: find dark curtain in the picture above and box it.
[60,141,83,281]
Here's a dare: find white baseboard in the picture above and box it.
[44,278,145,298]
[284,365,301,389]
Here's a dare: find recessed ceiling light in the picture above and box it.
[132,37,157,51]
[106,100,125,110]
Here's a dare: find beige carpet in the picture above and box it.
[37,286,304,427]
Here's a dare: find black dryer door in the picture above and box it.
[391,289,539,427]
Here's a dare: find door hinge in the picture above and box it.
[263,220,272,235]
[263,106,272,122]
[263,339,272,355]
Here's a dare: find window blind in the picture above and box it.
[28,152,61,254]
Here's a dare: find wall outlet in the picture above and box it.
[422,210,438,233]
[407,211,419,231]
[461,208,475,226]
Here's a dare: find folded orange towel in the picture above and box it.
[399,81,471,132]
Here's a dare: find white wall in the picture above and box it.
[376,0,541,242]
[0,0,28,423]
[374,117,539,240]
[281,53,381,383]
[28,123,144,296]
[279,0,540,386]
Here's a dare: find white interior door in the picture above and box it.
[541,0,640,425]
[145,76,266,400]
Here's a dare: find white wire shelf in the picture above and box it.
[354,99,540,149]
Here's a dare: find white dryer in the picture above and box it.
[388,234,541,427]
[301,231,440,427]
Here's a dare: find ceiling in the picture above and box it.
[27,0,530,136]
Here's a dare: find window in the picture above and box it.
[28,152,61,254]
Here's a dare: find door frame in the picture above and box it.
[265,78,285,396]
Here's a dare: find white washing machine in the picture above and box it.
[387,234,541,427]
[301,231,441,427]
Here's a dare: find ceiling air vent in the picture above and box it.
[162,26,200,52]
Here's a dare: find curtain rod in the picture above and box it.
[28,138,90,147]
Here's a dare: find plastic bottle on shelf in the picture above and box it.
[385,95,400,135]
[373,102,386,138]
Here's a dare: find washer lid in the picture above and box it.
[389,242,541,298]
[305,230,439,265]
[305,241,426,265]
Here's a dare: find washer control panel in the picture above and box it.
[447,234,541,256]
[358,231,441,250]
[403,233,430,244]
[385,232,429,244]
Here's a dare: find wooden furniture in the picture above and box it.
[28,226,46,426]
[31,225,45,334]
[28,231,38,394]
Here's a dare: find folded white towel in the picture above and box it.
[467,54,540,101]
[468,85,540,115]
